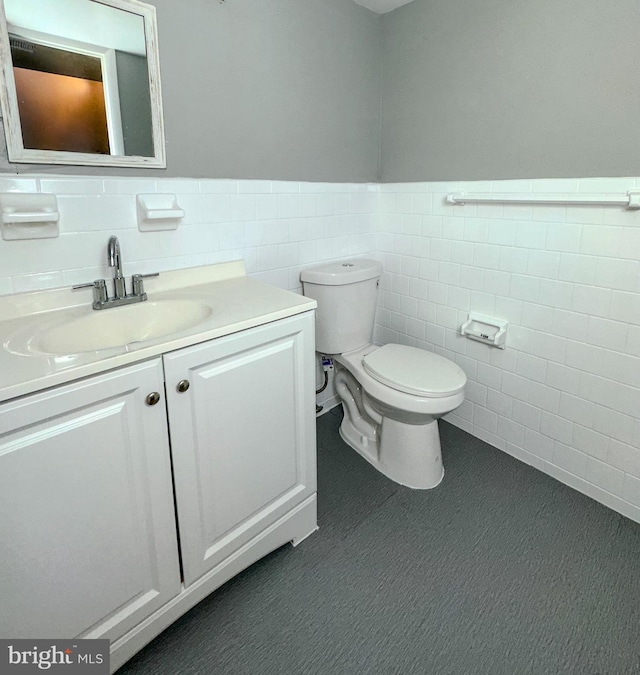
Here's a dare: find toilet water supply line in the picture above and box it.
[315,357,331,413]
[315,371,328,414]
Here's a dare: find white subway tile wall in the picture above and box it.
[0,176,377,415]
[375,178,640,523]
[0,177,377,295]
[0,175,639,522]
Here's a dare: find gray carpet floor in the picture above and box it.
[117,408,640,675]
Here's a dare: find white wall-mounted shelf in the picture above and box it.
[137,194,185,231]
[0,193,59,240]
[461,312,508,349]
[446,191,640,210]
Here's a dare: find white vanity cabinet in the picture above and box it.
[0,359,181,642]
[0,308,317,671]
[164,312,317,586]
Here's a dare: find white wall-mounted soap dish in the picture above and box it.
[0,193,60,240]
[137,193,185,231]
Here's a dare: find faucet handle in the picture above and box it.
[72,279,108,307]
[131,272,159,297]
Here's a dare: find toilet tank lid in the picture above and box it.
[301,259,383,285]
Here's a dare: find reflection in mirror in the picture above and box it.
[0,0,165,167]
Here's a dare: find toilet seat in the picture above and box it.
[362,344,466,398]
[337,344,467,417]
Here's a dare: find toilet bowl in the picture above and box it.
[333,343,465,488]
[300,258,467,489]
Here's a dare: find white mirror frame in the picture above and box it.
[0,0,166,168]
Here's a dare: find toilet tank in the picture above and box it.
[301,259,383,354]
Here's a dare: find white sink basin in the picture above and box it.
[32,299,213,354]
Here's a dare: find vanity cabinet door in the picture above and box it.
[164,312,317,586]
[0,359,181,642]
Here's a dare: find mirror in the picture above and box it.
[0,0,165,168]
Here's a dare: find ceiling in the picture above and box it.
[352,0,416,13]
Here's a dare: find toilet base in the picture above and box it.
[338,407,444,490]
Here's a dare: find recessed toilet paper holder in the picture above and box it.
[460,312,508,348]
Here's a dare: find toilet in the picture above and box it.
[301,259,466,489]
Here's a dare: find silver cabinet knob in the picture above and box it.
[177,380,190,393]
[146,392,161,406]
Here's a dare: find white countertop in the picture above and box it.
[0,261,316,403]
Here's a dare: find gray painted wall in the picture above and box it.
[2,0,637,182]
[0,0,381,181]
[380,0,640,182]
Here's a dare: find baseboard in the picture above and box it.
[446,416,640,526]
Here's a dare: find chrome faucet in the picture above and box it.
[73,236,159,310]
[108,236,126,299]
